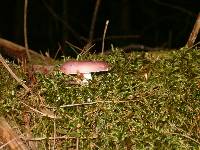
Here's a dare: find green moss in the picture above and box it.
[1,47,200,149]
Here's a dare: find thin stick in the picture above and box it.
[94,34,140,42]
[186,40,200,51]
[186,12,200,48]
[20,101,61,119]
[82,0,101,53]
[0,54,30,92]
[60,102,98,108]
[80,43,95,56]
[53,43,61,59]
[65,40,82,52]
[24,0,31,61]
[53,109,56,150]
[47,100,138,109]
[24,135,97,141]
[101,20,109,55]
[89,0,102,42]
[76,138,79,150]
[171,133,200,145]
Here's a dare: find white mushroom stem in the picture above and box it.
[83,73,92,80]
[82,73,92,83]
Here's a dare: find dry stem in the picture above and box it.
[83,0,102,52]
[24,0,31,61]
[101,20,109,55]
[0,54,30,92]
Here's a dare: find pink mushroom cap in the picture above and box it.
[60,60,110,75]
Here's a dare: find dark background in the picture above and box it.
[0,0,200,57]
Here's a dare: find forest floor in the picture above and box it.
[0,47,200,149]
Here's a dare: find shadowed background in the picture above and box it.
[0,0,199,57]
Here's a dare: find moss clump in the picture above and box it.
[0,47,200,149]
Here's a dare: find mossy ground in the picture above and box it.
[0,47,200,149]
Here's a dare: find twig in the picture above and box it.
[80,43,95,56]
[168,122,200,145]
[60,102,98,108]
[53,43,61,59]
[0,54,30,92]
[20,101,61,119]
[186,12,200,48]
[65,40,95,57]
[24,0,31,61]
[23,4,36,147]
[48,100,138,109]
[24,135,97,141]
[171,133,200,145]
[76,138,79,150]
[82,0,101,52]
[186,41,200,51]
[53,109,56,150]
[89,0,102,43]
[65,40,82,52]
[101,20,109,55]
[94,34,140,42]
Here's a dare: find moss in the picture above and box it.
[1,47,200,149]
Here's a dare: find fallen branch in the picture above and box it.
[0,38,53,64]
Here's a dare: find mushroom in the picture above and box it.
[60,60,110,84]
